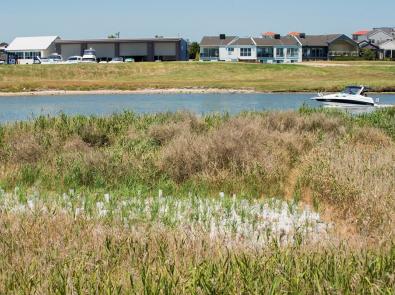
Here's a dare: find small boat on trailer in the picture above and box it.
[311,86,378,107]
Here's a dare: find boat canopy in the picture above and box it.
[341,86,368,95]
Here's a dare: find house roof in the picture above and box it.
[373,27,395,34]
[230,37,256,46]
[367,29,393,39]
[358,40,380,50]
[263,32,277,36]
[294,34,355,46]
[253,36,299,46]
[200,36,237,47]
[6,36,59,51]
[288,32,301,36]
[353,30,370,36]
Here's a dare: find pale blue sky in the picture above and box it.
[1,0,394,43]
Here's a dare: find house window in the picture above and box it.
[201,48,219,58]
[286,48,298,57]
[257,47,273,58]
[276,48,284,57]
[240,48,251,57]
[227,48,234,55]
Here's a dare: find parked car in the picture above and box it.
[124,58,135,63]
[109,57,124,63]
[66,56,82,64]
[0,60,4,65]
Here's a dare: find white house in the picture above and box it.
[379,40,395,59]
[200,34,302,63]
[6,36,60,64]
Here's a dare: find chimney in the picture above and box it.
[219,34,226,40]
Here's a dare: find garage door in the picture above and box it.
[120,43,147,56]
[61,44,81,59]
[87,43,115,58]
[154,42,176,56]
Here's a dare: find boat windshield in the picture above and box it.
[342,86,362,95]
[84,50,96,55]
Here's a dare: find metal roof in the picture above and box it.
[55,38,184,44]
[6,36,59,51]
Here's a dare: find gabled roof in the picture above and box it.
[367,29,393,39]
[263,32,277,36]
[200,36,237,47]
[6,36,59,51]
[358,40,380,50]
[295,34,356,47]
[253,36,299,46]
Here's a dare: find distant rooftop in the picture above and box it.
[353,30,370,36]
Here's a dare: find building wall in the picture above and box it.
[120,43,148,56]
[154,42,176,56]
[60,44,82,59]
[87,43,116,58]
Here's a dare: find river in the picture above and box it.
[1,93,394,123]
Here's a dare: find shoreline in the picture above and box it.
[0,88,259,97]
[0,88,394,97]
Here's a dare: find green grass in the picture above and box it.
[1,61,395,92]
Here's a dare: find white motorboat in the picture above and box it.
[311,86,378,107]
[81,48,97,63]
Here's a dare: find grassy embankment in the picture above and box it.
[0,107,394,293]
[0,61,395,92]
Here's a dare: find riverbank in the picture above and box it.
[1,62,395,93]
[0,88,259,97]
[0,108,394,293]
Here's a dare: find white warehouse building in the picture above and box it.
[6,36,59,64]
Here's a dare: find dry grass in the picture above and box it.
[299,138,395,239]
[0,213,394,294]
[0,109,394,241]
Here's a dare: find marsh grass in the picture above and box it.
[0,107,395,293]
[0,212,394,294]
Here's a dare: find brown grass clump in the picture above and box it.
[300,137,395,239]
[3,131,44,164]
[159,116,316,196]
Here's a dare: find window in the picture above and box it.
[227,48,234,55]
[240,48,251,57]
[201,48,219,58]
[257,47,273,58]
[276,48,284,57]
[286,48,299,57]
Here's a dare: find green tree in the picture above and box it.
[188,42,200,60]
[361,48,376,60]
[108,32,120,39]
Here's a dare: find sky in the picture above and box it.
[1,0,394,43]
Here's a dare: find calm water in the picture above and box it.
[1,93,394,123]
